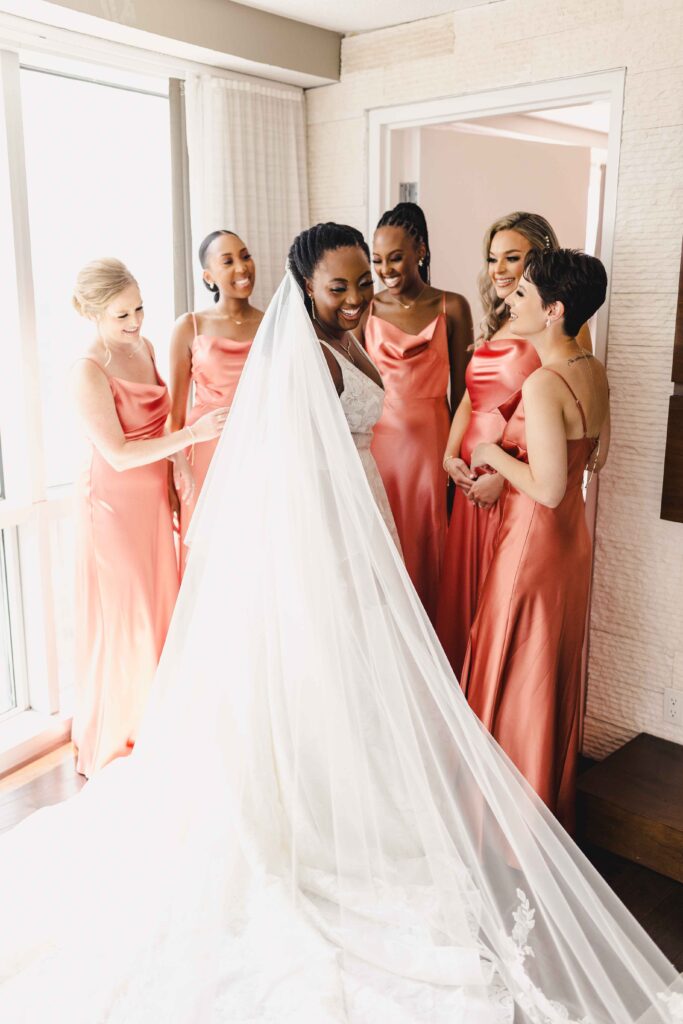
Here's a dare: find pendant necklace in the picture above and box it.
[317,323,357,365]
[396,284,426,310]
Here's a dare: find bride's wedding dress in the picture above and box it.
[0,274,680,1023]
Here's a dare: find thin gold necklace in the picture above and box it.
[223,308,252,327]
[104,336,143,360]
[396,283,426,310]
[317,324,357,364]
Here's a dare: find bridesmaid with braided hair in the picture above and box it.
[169,229,263,571]
[357,202,473,622]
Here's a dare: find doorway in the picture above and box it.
[367,70,625,362]
[367,71,626,740]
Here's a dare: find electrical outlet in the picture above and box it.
[663,688,683,725]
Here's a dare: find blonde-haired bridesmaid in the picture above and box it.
[71,258,228,777]
[169,230,263,572]
[436,212,592,678]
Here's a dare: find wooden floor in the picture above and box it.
[1,744,682,972]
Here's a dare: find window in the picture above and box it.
[0,50,175,754]
[20,67,174,488]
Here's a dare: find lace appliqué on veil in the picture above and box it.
[499,891,683,1024]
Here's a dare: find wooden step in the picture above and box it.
[577,733,683,883]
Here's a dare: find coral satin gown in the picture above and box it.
[72,352,179,778]
[436,338,540,678]
[179,314,254,570]
[365,295,450,621]
[461,368,598,833]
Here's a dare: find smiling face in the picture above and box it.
[507,274,554,338]
[307,246,374,336]
[203,233,255,300]
[98,283,144,346]
[372,225,424,295]
[487,229,534,301]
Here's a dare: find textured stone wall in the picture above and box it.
[305,0,683,757]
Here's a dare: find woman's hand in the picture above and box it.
[470,442,495,473]
[444,456,476,495]
[191,406,230,443]
[467,471,504,510]
[170,452,195,504]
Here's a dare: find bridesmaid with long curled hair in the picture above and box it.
[358,202,473,622]
[71,259,227,777]
[169,230,263,570]
[436,212,592,678]
[462,248,610,833]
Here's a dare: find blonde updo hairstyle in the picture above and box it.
[478,212,559,341]
[72,258,138,321]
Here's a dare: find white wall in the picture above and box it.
[416,126,591,328]
[306,0,683,759]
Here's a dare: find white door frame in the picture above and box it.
[367,71,626,742]
[367,69,626,364]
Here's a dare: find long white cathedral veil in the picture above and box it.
[0,272,681,1023]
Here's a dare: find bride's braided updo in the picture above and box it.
[288,223,370,316]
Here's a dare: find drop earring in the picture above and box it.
[418,259,424,267]
[545,317,551,328]
[310,297,317,321]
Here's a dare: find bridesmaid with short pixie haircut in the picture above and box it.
[170,230,263,571]
[358,202,473,622]
[462,248,610,833]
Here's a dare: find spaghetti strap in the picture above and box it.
[191,312,198,338]
[77,356,110,379]
[442,292,446,316]
[542,367,588,436]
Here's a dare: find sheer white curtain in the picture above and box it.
[183,74,309,310]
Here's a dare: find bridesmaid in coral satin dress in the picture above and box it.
[169,230,263,571]
[435,337,539,676]
[71,259,227,777]
[437,212,594,678]
[361,203,473,620]
[461,248,610,833]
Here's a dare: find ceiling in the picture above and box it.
[232,0,496,34]
[526,102,611,134]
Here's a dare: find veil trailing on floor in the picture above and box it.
[0,273,680,1023]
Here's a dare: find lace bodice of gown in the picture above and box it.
[319,338,401,551]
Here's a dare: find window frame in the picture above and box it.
[0,43,176,772]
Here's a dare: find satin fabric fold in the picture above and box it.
[72,362,179,777]
[179,329,253,571]
[436,339,540,677]
[365,307,450,621]
[461,391,595,834]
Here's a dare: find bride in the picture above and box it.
[0,224,680,1023]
